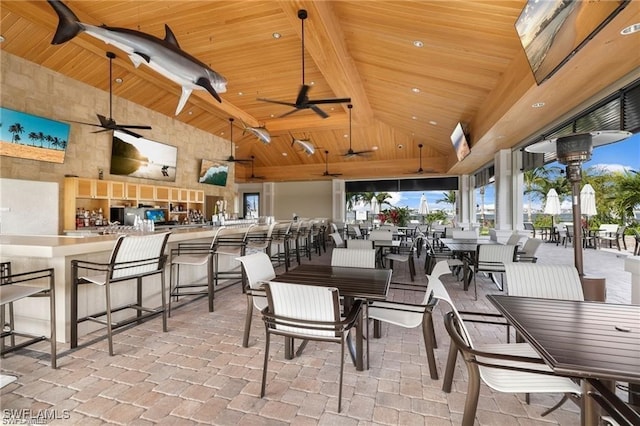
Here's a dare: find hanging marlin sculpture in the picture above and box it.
[241,122,271,145]
[289,133,315,156]
[47,0,227,115]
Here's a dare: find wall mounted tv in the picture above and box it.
[199,159,228,187]
[0,107,70,164]
[450,122,471,162]
[110,130,177,182]
[515,0,629,85]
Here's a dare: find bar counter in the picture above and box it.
[0,225,262,344]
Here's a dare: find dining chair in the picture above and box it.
[423,238,464,277]
[330,248,376,269]
[472,244,517,299]
[433,278,582,425]
[245,222,276,256]
[516,237,543,263]
[236,252,276,347]
[261,281,363,412]
[168,227,226,315]
[443,308,582,426]
[505,232,524,247]
[0,264,56,368]
[71,231,171,355]
[329,231,346,248]
[270,221,293,270]
[598,225,627,251]
[367,260,452,380]
[384,234,424,281]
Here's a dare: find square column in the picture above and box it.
[494,149,513,230]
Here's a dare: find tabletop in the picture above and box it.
[439,238,498,253]
[487,295,640,383]
[274,264,392,301]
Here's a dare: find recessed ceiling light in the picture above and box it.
[413,40,423,48]
[270,114,275,118]
[532,102,545,108]
[272,32,282,39]
[309,81,315,86]
[0,36,5,43]
[188,111,193,115]
[372,146,379,151]
[114,77,123,84]
[343,133,348,138]
[411,87,420,93]
[621,23,640,35]
[429,120,438,126]
[412,116,417,120]
[238,91,244,96]
[397,144,403,149]
[282,152,288,156]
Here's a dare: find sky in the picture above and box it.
[352,133,639,214]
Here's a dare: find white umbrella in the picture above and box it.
[370,196,379,214]
[544,188,561,229]
[418,193,429,215]
[580,184,597,217]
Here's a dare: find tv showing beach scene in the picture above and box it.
[515,0,627,84]
[199,159,228,187]
[110,130,177,182]
[0,107,71,163]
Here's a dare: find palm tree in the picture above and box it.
[346,192,368,211]
[436,190,456,214]
[28,131,39,146]
[8,122,24,143]
[613,171,640,223]
[375,192,393,208]
[524,167,552,221]
[37,131,45,147]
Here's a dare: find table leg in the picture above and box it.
[354,308,365,371]
[582,380,599,426]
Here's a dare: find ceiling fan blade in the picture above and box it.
[256,98,297,108]
[308,97,352,105]
[118,124,153,130]
[277,108,302,119]
[295,85,311,106]
[115,128,146,138]
[310,105,329,119]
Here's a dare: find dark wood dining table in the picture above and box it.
[438,238,499,290]
[487,295,640,426]
[273,264,392,371]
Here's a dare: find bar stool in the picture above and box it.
[270,221,293,271]
[169,227,226,315]
[0,263,56,368]
[213,225,255,289]
[72,232,171,355]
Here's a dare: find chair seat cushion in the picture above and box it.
[368,301,424,328]
[171,254,209,266]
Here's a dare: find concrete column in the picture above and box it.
[512,150,525,232]
[332,179,346,222]
[624,256,640,305]
[494,149,513,230]
[458,174,473,226]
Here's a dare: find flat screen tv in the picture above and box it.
[450,122,471,162]
[0,107,70,164]
[110,130,177,182]
[199,159,228,187]
[145,209,166,223]
[515,0,629,85]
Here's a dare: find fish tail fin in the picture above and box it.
[47,0,83,44]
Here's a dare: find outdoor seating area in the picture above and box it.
[1,229,637,425]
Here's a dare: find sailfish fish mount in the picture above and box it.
[47,0,228,115]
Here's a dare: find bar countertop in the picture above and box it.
[0,225,259,258]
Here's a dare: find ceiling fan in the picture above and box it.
[407,144,436,174]
[220,118,251,163]
[257,9,351,119]
[317,150,343,177]
[247,156,266,180]
[343,104,375,157]
[69,52,152,138]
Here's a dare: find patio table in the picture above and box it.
[488,295,640,426]
[438,238,498,290]
[273,264,392,371]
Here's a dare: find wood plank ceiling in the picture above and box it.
[1,1,638,183]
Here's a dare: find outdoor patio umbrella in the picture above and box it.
[418,193,429,215]
[370,196,379,214]
[580,184,597,218]
[544,188,561,229]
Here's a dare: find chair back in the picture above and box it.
[475,244,517,272]
[330,232,345,248]
[616,225,627,237]
[452,230,477,239]
[264,281,341,338]
[430,259,452,279]
[350,225,363,238]
[520,237,543,257]
[331,248,376,268]
[368,229,392,241]
[505,232,523,246]
[109,232,171,279]
[236,252,276,290]
[427,276,474,346]
[488,229,497,242]
[505,264,584,300]
[346,239,373,250]
[600,224,619,234]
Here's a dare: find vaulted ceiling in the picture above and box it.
[1,1,638,183]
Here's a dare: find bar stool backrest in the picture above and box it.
[110,232,171,280]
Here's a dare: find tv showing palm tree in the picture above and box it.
[0,107,70,163]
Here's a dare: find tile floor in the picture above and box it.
[0,237,635,425]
